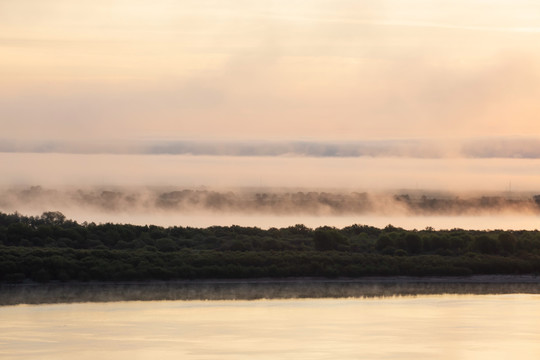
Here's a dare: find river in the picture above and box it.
[2,294,540,359]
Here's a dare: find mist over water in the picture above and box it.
[2,153,540,229]
[2,184,540,229]
[2,277,540,306]
[3,2,540,358]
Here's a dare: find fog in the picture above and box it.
[3,1,540,143]
[2,277,540,306]
[2,152,540,229]
[2,184,540,230]
[4,153,540,190]
[2,185,539,217]
[3,0,540,231]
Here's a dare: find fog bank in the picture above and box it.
[3,153,540,191]
[2,186,539,217]
[2,185,540,230]
[3,152,540,229]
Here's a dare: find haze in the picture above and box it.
[2,0,540,228]
[2,0,540,141]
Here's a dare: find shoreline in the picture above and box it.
[4,274,540,286]
[2,275,540,306]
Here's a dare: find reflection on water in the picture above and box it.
[1,295,540,360]
[2,277,540,306]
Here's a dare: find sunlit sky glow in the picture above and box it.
[2,0,540,142]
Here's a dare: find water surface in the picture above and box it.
[2,295,540,360]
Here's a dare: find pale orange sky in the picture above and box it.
[2,0,540,142]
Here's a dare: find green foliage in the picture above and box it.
[498,232,517,253]
[313,228,349,251]
[376,235,393,251]
[155,238,178,252]
[1,211,540,282]
[404,233,422,254]
[474,235,499,254]
[40,211,66,225]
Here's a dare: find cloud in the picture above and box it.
[4,137,540,159]
[462,138,540,159]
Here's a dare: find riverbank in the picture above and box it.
[2,275,540,306]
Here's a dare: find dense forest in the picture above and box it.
[2,211,540,283]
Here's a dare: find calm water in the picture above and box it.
[2,295,540,359]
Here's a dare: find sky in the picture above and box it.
[2,1,540,227]
[2,0,540,143]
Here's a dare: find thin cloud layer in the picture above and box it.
[2,138,540,159]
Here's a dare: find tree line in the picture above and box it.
[1,211,540,283]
